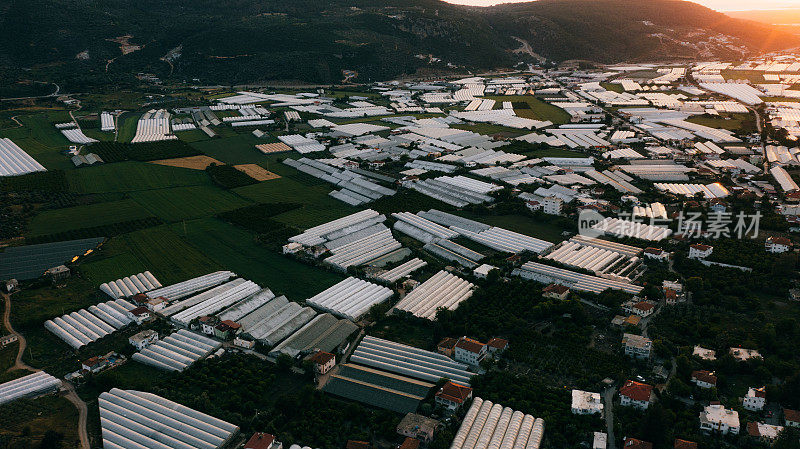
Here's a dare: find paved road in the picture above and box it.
[603,386,617,449]
[3,292,90,449]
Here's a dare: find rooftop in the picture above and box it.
[619,380,653,402]
[245,433,275,449]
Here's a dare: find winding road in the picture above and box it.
[2,292,89,449]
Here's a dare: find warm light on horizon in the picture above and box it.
[439,0,800,12]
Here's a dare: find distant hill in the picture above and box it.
[726,9,800,26]
[0,0,798,89]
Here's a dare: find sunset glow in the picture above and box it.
[440,0,800,11]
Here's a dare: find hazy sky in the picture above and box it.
[440,0,800,11]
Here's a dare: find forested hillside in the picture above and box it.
[0,0,797,89]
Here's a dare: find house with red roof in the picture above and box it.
[307,351,336,375]
[688,243,713,259]
[691,370,717,389]
[765,236,792,253]
[245,433,281,449]
[673,439,697,449]
[622,437,652,449]
[454,337,487,366]
[435,381,473,411]
[784,408,800,427]
[619,380,654,409]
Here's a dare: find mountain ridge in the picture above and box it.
[0,0,798,89]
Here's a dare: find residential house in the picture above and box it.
[643,248,669,261]
[396,413,438,443]
[631,302,655,317]
[622,333,652,359]
[688,244,713,259]
[307,351,336,375]
[283,242,303,254]
[691,370,718,389]
[622,437,653,449]
[699,403,740,435]
[784,409,800,428]
[571,389,603,415]
[127,306,151,325]
[435,381,473,411]
[245,433,282,449]
[0,334,18,348]
[593,432,607,449]
[454,337,487,366]
[729,347,762,361]
[81,355,111,373]
[664,288,679,305]
[542,283,570,300]
[128,329,158,350]
[198,316,220,335]
[619,380,654,410]
[473,264,498,279]
[437,337,459,357]
[397,438,420,449]
[214,320,241,340]
[765,236,792,253]
[346,441,370,449]
[692,346,716,361]
[743,386,766,411]
[673,439,697,449]
[747,422,784,442]
[486,338,509,356]
[624,315,642,327]
[234,336,256,349]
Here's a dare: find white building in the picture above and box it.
[592,432,607,449]
[622,333,652,359]
[765,236,792,253]
[688,244,713,259]
[542,196,564,215]
[473,264,498,279]
[454,337,487,366]
[128,329,158,350]
[619,380,653,410]
[699,403,740,435]
[743,386,766,411]
[571,389,604,415]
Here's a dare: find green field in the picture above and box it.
[66,161,210,193]
[115,112,141,143]
[600,82,624,93]
[170,218,345,299]
[233,177,355,229]
[0,111,75,170]
[190,133,275,165]
[27,199,154,236]
[79,225,221,285]
[480,95,572,125]
[686,113,753,132]
[130,185,252,222]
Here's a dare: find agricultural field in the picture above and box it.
[151,155,223,170]
[169,218,345,299]
[686,112,755,133]
[0,111,75,170]
[66,161,211,193]
[26,199,154,236]
[233,177,355,229]
[480,95,571,124]
[189,133,273,165]
[129,185,252,222]
[0,396,80,449]
[78,225,221,285]
[115,112,142,143]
